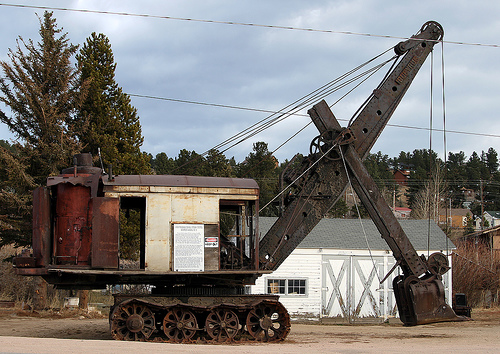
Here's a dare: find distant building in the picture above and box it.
[438,208,470,229]
[458,224,500,259]
[393,207,411,219]
[483,211,500,228]
[393,170,410,186]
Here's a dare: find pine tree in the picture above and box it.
[237,142,279,216]
[485,147,499,174]
[76,32,150,175]
[0,12,83,247]
[0,11,83,182]
[0,142,36,246]
[151,152,176,174]
[201,149,234,177]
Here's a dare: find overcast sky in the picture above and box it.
[0,1,499,164]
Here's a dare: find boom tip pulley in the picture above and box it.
[394,20,444,56]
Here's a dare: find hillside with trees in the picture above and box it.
[149,145,500,229]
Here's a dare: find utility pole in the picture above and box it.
[480,179,484,230]
[448,196,452,234]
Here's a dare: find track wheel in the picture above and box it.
[205,308,240,341]
[110,301,155,341]
[163,307,198,342]
[246,301,290,342]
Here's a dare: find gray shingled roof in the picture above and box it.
[485,211,500,219]
[259,217,454,251]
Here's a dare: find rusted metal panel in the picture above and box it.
[54,184,92,265]
[13,256,36,268]
[103,175,259,190]
[393,275,462,325]
[91,197,119,269]
[32,186,51,267]
[15,267,48,276]
[308,99,342,133]
[47,172,101,198]
[106,185,259,198]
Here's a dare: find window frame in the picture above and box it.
[266,278,308,296]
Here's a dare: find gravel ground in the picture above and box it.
[0,308,499,353]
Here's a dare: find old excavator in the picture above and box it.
[14,21,464,343]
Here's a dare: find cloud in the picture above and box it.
[0,0,498,164]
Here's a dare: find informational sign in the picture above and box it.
[173,224,204,272]
[204,236,219,248]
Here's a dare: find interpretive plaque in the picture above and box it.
[173,224,204,271]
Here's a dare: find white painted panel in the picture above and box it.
[251,252,322,318]
[145,194,172,271]
[171,195,219,224]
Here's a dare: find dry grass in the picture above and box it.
[0,245,71,309]
[452,242,500,307]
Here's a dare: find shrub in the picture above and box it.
[452,242,500,307]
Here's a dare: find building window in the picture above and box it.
[288,279,306,295]
[267,278,306,295]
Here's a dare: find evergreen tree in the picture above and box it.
[174,149,204,176]
[76,32,149,175]
[485,147,499,174]
[364,152,392,179]
[364,151,395,204]
[394,149,443,209]
[0,142,36,246]
[327,198,349,218]
[466,151,489,182]
[237,142,279,216]
[446,151,468,207]
[151,152,176,174]
[201,149,234,177]
[0,11,83,182]
[0,12,83,247]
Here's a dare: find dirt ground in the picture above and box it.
[0,308,499,353]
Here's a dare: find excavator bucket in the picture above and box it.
[393,275,467,326]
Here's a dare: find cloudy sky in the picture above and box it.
[0,1,499,163]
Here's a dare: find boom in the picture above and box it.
[259,21,442,270]
[259,21,464,325]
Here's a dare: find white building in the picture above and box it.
[251,217,454,323]
[483,211,500,228]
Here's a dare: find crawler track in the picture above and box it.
[110,296,291,343]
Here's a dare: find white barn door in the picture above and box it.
[322,254,396,322]
[321,255,351,322]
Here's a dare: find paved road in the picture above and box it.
[0,315,499,353]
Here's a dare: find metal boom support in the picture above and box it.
[259,21,465,325]
[259,21,444,269]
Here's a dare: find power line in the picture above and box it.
[4,2,498,155]
[1,3,500,48]
[128,93,500,140]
